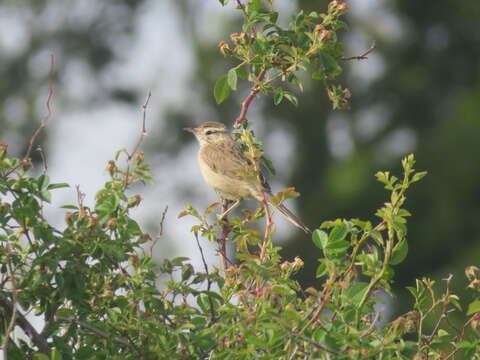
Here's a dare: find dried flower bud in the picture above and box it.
[468,279,480,289]
[133,151,144,166]
[88,216,98,228]
[107,218,117,230]
[128,194,142,208]
[218,40,230,56]
[65,211,75,225]
[22,157,33,172]
[319,30,332,42]
[343,88,352,99]
[465,266,480,281]
[139,233,151,243]
[293,256,304,270]
[106,160,117,177]
[0,143,7,160]
[337,2,349,12]
[315,24,325,32]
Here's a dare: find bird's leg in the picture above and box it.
[217,199,241,221]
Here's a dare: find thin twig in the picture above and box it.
[291,329,341,355]
[4,54,55,177]
[341,41,376,61]
[2,248,18,360]
[130,91,151,158]
[233,69,267,129]
[56,316,130,348]
[124,91,151,189]
[150,205,168,257]
[193,232,217,322]
[0,292,50,356]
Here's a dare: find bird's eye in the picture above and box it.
[205,130,213,135]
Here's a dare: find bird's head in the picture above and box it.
[184,122,229,145]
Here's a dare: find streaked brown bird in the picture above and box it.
[184,121,310,233]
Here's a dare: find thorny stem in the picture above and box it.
[233,69,266,129]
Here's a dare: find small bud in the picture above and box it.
[338,2,349,12]
[139,233,151,243]
[293,256,304,270]
[22,157,33,172]
[130,253,139,265]
[343,88,352,99]
[468,279,480,289]
[106,160,117,177]
[0,143,7,160]
[465,266,480,281]
[128,194,142,208]
[319,30,332,42]
[218,40,230,56]
[315,24,325,32]
[133,151,144,166]
[88,216,98,228]
[65,211,75,225]
[107,218,117,230]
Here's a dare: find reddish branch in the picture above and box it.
[233,69,267,129]
[341,41,376,61]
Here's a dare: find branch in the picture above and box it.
[3,54,56,177]
[233,69,266,129]
[341,41,376,61]
[0,292,51,356]
[124,91,151,189]
[129,91,151,158]
[55,316,130,348]
[150,205,168,257]
[193,232,217,322]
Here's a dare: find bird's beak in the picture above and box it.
[183,127,195,133]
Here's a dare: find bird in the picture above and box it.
[184,121,311,233]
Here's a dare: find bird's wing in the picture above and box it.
[200,141,271,191]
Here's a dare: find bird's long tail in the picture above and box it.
[266,196,311,233]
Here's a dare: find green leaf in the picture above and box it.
[47,183,69,190]
[320,54,342,79]
[214,75,231,104]
[272,284,295,296]
[283,92,298,107]
[51,348,62,360]
[345,282,369,305]
[273,90,284,106]
[390,239,408,265]
[39,190,52,203]
[37,174,50,191]
[316,262,327,278]
[227,68,238,90]
[60,205,78,210]
[467,300,480,315]
[312,229,328,249]
[329,223,348,242]
[34,355,50,360]
[249,0,263,11]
